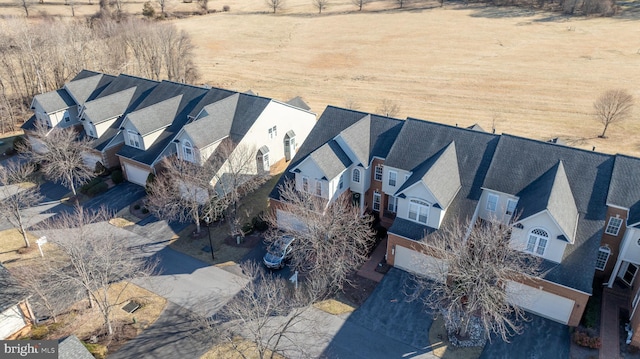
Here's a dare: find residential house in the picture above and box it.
[270,106,620,329]
[0,264,35,340]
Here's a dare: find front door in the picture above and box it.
[622,263,639,286]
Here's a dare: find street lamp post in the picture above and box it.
[204,216,214,261]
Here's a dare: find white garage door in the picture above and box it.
[123,163,150,187]
[506,281,574,324]
[394,245,447,283]
[276,209,307,232]
[0,305,27,339]
[82,153,102,171]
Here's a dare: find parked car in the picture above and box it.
[263,235,295,269]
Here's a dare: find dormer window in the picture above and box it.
[183,140,194,162]
[408,199,429,225]
[352,168,361,183]
[127,130,142,149]
[527,228,548,256]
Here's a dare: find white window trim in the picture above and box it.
[389,171,397,187]
[352,168,361,183]
[374,165,383,182]
[486,193,498,212]
[373,191,381,211]
[183,140,194,162]
[526,228,548,256]
[127,130,141,149]
[605,217,623,236]
[315,181,322,196]
[595,246,611,271]
[387,195,397,213]
[506,199,517,216]
[302,177,309,192]
[408,199,429,225]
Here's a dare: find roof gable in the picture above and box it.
[183,93,239,148]
[83,87,137,124]
[64,73,114,105]
[396,141,461,209]
[307,140,353,180]
[286,96,311,111]
[32,89,75,113]
[126,95,182,136]
[337,115,372,166]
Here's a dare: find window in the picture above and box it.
[387,196,397,213]
[315,181,322,196]
[183,140,194,162]
[268,126,277,139]
[88,127,95,138]
[486,193,498,212]
[127,130,141,149]
[302,177,309,192]
[290,137,296,152]
[605,217,623,236]
[408,199,429,224]
[595,246,611,271]
[526,228,548,256]
[352,168,361,183]
[373,191,381,211]
[263,153,270,169]
[389,171,397,187]
[506,199,517,216]
[64,113,70,122]
[374,165,383,181]
[339,175,344,190]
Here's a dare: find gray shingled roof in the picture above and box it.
[308,140,353,180]
[467,123,485,132]
[0,264,28,313]
[607,155,640,226]
[58,335,94,359]
[269,106,403,201]
[515,161,578,243]
[126,95,182,136]
[188,87,237,119]
[396,141,461,209]
[32,89,75,113]
[286,96,311,111]
[83,87,137,125]
[339,115,372,166]
[64,73,114,105]
[183,93,239,148]
[483,134,614,294]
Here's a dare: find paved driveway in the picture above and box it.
[83,182,146,213]
[323,269,437,359]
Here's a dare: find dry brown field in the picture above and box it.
[1,0,640,155]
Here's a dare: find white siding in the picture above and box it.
[394,182,443,230]
[477,189,519,224]
[82,152,102,170]
[141,129,163,150]
[621,227,640,264]
[511,212,567,263]
[381,166,411,195]
[0,305,27,340]
[90,118,116,138]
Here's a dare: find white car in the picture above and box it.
[263,235,295,269]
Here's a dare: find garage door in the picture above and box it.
[82,153,102,171]
[276,209,307,232]
[123,163,150,186]
[0,305,27,339]
[394,245,447,283]
[506,281,574,324]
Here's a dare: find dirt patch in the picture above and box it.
[313,299,355,315]
[428,317,483,359]
[339,272,379,308]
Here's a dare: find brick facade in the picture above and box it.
[598,206,629,279]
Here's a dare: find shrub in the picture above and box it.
[241,222,253,235]
[13,136,27,152]
[141,207,149,214]
[29,325,49,340]
[83,342,108,359]
[94,161,107,175]
[87,182,109,197]
[145,173,156,194]
[222,4,230,11]
[573,331,601,349]
[80,177,104,194]
[111,170,124,184]
[252,213,269,232]
[134,204,141,210]
[142,1,155,17]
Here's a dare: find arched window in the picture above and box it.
[352,168,361,183]
[596,246,611,271]
[183,140,194,161]
[527,228,548,256]
[408,199,429,224]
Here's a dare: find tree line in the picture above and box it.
[0,17,199,135]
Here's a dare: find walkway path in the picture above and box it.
[357,238,388,282]
[600,287,628,359]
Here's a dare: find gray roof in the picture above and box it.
[286,96,311,111]
[396,141,461,209]
[270,106,403,201]
[0,264,28,313]
[83,87,137,124]
[187,87,237,119]
[308,140,353,180]
[127,95,183,136]
[58,335,94,359]
[387,217,436,241]
[339,115,372,166]
[483,134,614,294]
[607,155,640,226]
[183,93,239,148]
[32,89,75,113]
[467,123,485,132]
[117,81,208,165]
[64,73,114,105]
[515,161,579,243]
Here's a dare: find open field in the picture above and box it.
[1,0,640,155]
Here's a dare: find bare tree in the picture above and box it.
[0,161,43,248]
[312,0,328,13]
[44,205,157,336]
[395,0,408,8]
[156,0,170,17]
[265,0,285,13]
[20,123,93,197]
[145,155,217,235]
[220,261,324,359]
[351,0,370,10]
[406,217,542,344]
[376,99,400,117]
[196,0,208,13]
[17,0,33,17]
[264,181,375,295]
[593,89,634,138]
